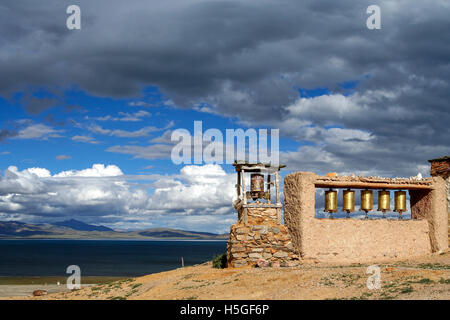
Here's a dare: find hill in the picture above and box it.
[0,221,227,240]
[51,219,114,232]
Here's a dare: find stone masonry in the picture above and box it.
[227,207,299,268]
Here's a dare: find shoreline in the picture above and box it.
[6,252,448,300]
[0,276,128,298]
[0,238,228,242]
[0,276,127,285]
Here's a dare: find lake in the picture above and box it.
[0,239,227,277]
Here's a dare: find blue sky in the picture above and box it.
[0,85,307,232]
[0,85,301,176]
[0,0,449,232]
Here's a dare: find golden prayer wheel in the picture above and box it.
[342,189,355,217]
[342,189,355,212]
[324,189,338,213]
[377,190,390,213]
[394,191,407,213]
[360,190,373,213]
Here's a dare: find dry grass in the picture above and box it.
[5,251,448,300]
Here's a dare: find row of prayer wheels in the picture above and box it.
[324,189,407,218]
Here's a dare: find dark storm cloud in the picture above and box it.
[22,96,60,115]
[0,0,371,99]
[0,129,18,142]
[0,0,449,176]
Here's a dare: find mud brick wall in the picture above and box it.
[447,178,450,244]
[284,172,448,264]
[429,158,450,244]
[227,208,299,268]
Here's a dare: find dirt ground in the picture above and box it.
[3,252,449,300]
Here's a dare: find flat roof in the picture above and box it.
[232,161,286,172]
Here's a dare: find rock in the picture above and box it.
[227,209,299,269]
[231,245,245,253]
[271,227,280,234]
[262,252,272,259]
[233,260,248,268]
[385,267,396,272]
[248,253,262,259]
[256,259,270,268]
[32,290,48,296]
[273,251,288,258]
[236,235,245,241]
[326,172,338,177]
[259,226,268,235]
[280,261,289,267]
[286,261,299,267]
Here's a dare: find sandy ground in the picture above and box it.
[3,252,449,300]
[0,284,96,297]
[0,276,124,297]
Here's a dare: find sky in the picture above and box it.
[0,0,449,232]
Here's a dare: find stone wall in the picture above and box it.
[430,158,450,177]
[284,172,448,264]
[227,207,299,268]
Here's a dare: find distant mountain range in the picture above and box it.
[0,220,227,240]
[52,219,114,232]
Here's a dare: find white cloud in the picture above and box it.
[85,110,151,122]
[282,89,413,132]
[107,144,174,160]
[53,164,123,178]
[26,167,52,178]
[88,121,174,138]
[128,101,150,107]
[111,127,161,138]
[72,135,99,144]
[149,130,173,143]
[147,164,235,213]
[14,124,63,140]
[0,164,237,232]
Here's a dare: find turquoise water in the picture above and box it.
[0,239,227,277]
